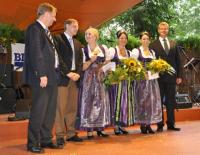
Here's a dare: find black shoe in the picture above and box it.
[140,124,147,134]
[56,137,65,148]
[96,131,109,137]
[119,127,128,135]
[157,127,163,132]
[67,135,83,142]
[87,135,94,140]
[146,125,155,134]
[87,131,94,140]
[27,146,44,154]
[114,129,121,135]
[167,126,181,131]
[41,141,63,149]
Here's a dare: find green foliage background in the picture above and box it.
[98,0,200,54]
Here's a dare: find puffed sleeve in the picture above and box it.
[102,44,111,61]
[108,47,116,60]
[130,48,139,60]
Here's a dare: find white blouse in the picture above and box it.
[108,46,135,60]
[82,44,110,63]
[131,46,156,60]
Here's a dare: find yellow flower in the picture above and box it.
[92,49,100,56]
[128,60,136,67]
[147,58,175,75]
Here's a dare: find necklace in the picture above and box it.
[143,49,150,56]
[91,46,100,56]
[119,48,126,57]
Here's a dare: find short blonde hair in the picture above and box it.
[85,27,99,40]
[158,22,169,29]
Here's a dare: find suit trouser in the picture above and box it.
[158,81,176,127]
[55,80,78,139]
[27,84,57,147]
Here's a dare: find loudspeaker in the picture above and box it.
[8,86,31,121]
[176,94,192,109]
[0,64,14,87]
[0,88,16,114]
[14,99,30,119]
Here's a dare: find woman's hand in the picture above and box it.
[90,55,97,63]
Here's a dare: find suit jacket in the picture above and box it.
[54,33,83,87]
[150,39,182,84]
[23,21,57,86]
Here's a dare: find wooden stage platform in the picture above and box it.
[0,107,200,155]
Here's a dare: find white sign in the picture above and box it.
[11,43,25,72]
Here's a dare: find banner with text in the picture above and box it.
[11,43,25,72]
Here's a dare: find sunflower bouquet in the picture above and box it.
[103,58,145,87]
[121,58,145,81]
[146,58,175,75]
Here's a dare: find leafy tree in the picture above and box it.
[99,0,178,41]
[0,23,24,49]
[172,0,200,39]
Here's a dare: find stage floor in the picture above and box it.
[0,121,200,155]
[0,107,200,155]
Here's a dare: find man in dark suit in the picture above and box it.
[150,22,182,132]
[23,3,61,153]
[54,19,83,146]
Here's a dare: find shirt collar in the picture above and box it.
[37,20,48,30]
[64,32,73,40]
[159,36,169,42]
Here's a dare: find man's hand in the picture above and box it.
[67,72,80,81]
[40,76,48,88]
[72,73,80,81]
[67,72,74,79]
[90,55,97,63]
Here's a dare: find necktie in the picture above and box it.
[163,38,169,54]
[46,29,59,68]
[68,37,76,70]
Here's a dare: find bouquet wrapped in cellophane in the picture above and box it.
[103,58,145,87]
[146,58,176,75]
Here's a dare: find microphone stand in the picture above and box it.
[179,46,198,73]
[178,46,199,105]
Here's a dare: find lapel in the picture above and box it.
[36,21,55,47]
[61,33,73,51]
[169,40,176,51]
[61,33,77,66]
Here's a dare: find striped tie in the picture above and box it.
[45,29,59,68]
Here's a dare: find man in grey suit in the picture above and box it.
[23,3,61,153]
[150,22,182,132]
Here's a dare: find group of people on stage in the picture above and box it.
[23,3,182,154]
